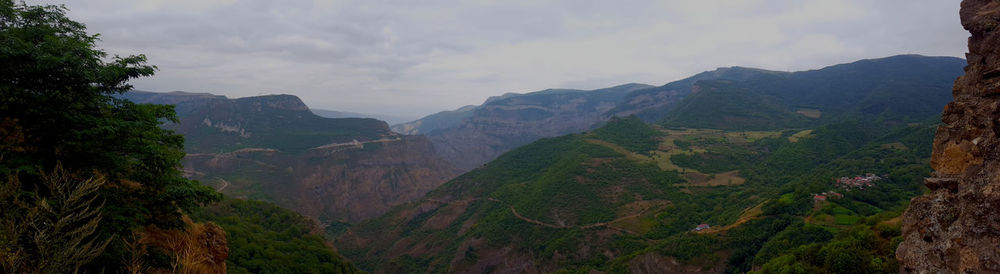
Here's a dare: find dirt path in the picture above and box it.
[216,178,230,192]
[426,197,648,233]
[696,202,764,234]
[311,137,403,150]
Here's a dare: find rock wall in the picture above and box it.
[897,0,1000,272]
[184,135,459,223]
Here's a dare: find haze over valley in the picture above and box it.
[6,0,999,273]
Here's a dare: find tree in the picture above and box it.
[0,165,109,273]
[0,0,219,269]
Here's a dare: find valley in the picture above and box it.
[3,1,986,273]
[337,115,939,273]
[115,55,962,273]
[124,92,461,224]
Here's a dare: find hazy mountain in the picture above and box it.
[123,91,460,223]
[657,55,966,130]
[312,108,414,125]
[391,105,478,135]
[606,66,789,121]
[398,83,653,170]
[396,55,963,171]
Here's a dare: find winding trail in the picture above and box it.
[429,197,648,233]
[311,137,403,150]
[216,179,230,192]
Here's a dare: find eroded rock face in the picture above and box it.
[897,1,1000,272]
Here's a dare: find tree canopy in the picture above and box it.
[0,0,218,269]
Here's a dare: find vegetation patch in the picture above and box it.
[796,108,823,118]
[788,129,814,142]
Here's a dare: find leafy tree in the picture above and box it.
[190,198,360,273]
[0,0,218,269]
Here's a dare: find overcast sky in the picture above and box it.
[33,0,966,120]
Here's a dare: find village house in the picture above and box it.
[694,224,710,231]
[835,173,882,189]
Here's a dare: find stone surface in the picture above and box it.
[897,0,1000,272]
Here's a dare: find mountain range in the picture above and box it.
[124,54,965,273]
[393,55,964,171]
[122,92,460,224]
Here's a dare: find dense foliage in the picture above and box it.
[661,80,810,130]
[190,198,360,274]
[657,55,964,130]
[343,115,938,273]
[591,116,665,153]
[0,1,218,269]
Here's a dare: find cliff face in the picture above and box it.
[123,91,460,223]
[897,1,1000,272]
[184,135,458,222]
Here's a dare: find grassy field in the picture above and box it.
[795,108,823,118]
[587,128,778,188]
[788,129,814,143]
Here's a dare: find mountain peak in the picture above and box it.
[233,94,310,112]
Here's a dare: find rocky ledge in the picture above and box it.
[896,0,1000,272]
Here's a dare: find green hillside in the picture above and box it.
[123,92,395,153]
[655,55,964,131]
[190,198,361,274]
[660,80,810,130]
[338,116,935,273]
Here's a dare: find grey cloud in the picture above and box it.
[30,0,965,118]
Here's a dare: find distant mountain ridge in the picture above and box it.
[394,83,653,170]
[311,108,414,125]
[660,55,966,130]
[394,55,965,171]
[122,91,460,223]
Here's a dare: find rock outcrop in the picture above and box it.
[897,1,1000,272]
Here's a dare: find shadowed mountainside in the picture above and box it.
[394,55,963,171]
[123,91,460,224]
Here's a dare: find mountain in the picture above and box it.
[659,80,811,130]
[337,116,938,273]
[312,108,414,125]
[658,55,965,130]
[606,66,788,121]
[391,105,477,135]
[123,91,460,223]
[396,55,963,171]
[394,83,653,170]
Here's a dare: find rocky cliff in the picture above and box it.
[184,135,458,222]
[124,91,460,223]
[897,1,1000,272]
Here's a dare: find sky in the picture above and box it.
[31,0,967,120]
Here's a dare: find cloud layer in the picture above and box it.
[34,0,965,119]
